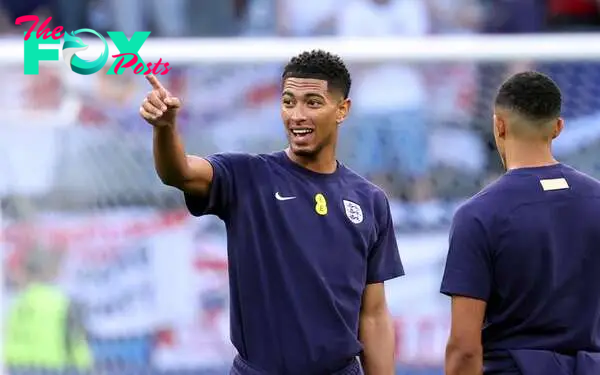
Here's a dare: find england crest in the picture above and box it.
[343,200,363,224]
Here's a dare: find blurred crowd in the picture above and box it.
[2,0,600,228]
[1,0,600,37]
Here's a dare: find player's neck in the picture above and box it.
[285,148,337,174]
[505,140,558,170]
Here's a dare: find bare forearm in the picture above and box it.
[359,313,395,375]
[143,75,209,192]
[153,125,192,186]
[445,344,482,375]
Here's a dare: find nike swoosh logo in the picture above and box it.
[275,192,296,201]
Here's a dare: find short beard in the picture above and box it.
[290,145,322,160]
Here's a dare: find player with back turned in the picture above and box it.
[440,71,600,375]
[140,50,404,375]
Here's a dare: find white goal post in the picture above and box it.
[1,32,600,375]
[1,34,600,64]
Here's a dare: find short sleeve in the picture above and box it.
[440,205,493,301]
[366,195,405,284]
[184,153,250,219]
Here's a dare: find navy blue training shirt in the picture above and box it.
[440,163,600,371]
[184,151,404,374]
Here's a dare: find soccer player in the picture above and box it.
[440,71,600,375]
[140,50,404,375]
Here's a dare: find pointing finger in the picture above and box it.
[145,74,164,91]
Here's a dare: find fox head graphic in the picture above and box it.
[61,29,109,75]
[62,32,89,66]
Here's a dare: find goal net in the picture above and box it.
[1,34,600,375]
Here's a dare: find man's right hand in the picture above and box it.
[140,74,182,127]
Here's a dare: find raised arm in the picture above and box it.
[140,74,213,196]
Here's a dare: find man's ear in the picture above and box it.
[337,98,351,125]
[493,114,506,139]
[552,118,564,139]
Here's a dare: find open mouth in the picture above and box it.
[290,128,314,143]
[291,128,314,136]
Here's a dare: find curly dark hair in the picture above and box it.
[495,71,562,121]
[282,49,352,98]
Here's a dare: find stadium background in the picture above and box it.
[2,0,600,374]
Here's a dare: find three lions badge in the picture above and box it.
[343,200,363,224]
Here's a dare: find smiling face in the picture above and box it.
[281,77,349,159]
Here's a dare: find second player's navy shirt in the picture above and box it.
[185,151,404,374]
[441,163,600,371]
